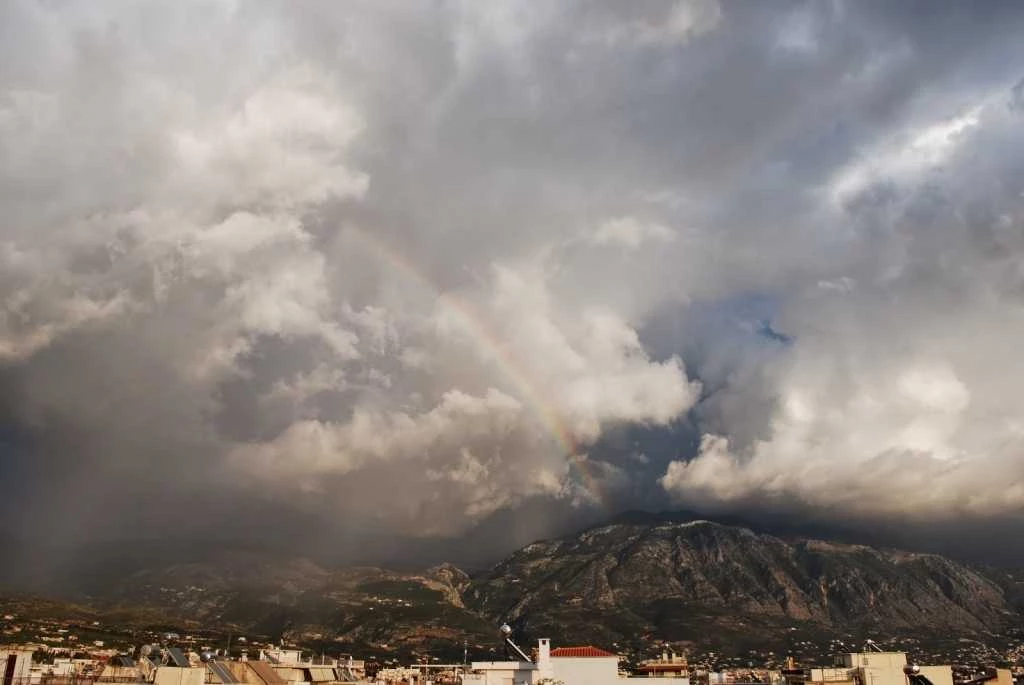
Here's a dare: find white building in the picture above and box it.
[463,639,689,685]
[839,652,951,685]
[792,652,953,685]
[153,667,207,685]
[1,649,33,685]
[261,648,306,666]
[839,652,911,685]
[548,646,621,684]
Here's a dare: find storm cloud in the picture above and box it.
[2,0,1024,575]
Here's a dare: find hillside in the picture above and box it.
[6,515,1023,660]
[465,517,1015,649]
[77,554,494,658]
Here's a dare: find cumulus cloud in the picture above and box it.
[0,0,707,554]
[663,74,1024,528]
[2,0,1024,569]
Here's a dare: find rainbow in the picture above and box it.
[339,226,607,507]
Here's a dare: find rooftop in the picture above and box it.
[550,646,616,658]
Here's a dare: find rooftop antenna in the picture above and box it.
[499,624,532,663]
[905,664,938,685]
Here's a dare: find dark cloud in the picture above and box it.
[2,0,1024,585]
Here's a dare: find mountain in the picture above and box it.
[6,514,1023,659]
[81,552,496,657]
[465,516,1017,650]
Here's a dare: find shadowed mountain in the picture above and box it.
[5,513,1022,657]
[465,516,1016,647]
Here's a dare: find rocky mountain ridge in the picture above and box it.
[8,514,1023,655]
[467,518,1017,646]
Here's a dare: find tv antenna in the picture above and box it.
[499,624,532,662]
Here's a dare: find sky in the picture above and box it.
[2,0,1024,581]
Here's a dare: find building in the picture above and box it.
[261,649,305,666]
[248,645,360,684]
[1,649,33,685]
[548,645,621,685]
[705,669,780,685]
[838,651,913,685]
[337,657,365,682]
[244,661,289,685]
[375,666,424,684]
[782,651,952,685]
[634,652,690,680]
[838,651,951,685]
[98,654,145,682]
[462,658,538,685]
[152,666,206,685]
[987,670,1014,685]
[463,639,689,685]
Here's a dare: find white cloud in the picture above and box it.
[4,0,1024,552]
[482,263,699,442]
[226,257,700,533]
[590,217,676,250]
[652,82,1024,526]
[663,302,1024,518]
[169,66,368,210]
[828,102,986,204]
[229,387,575,533]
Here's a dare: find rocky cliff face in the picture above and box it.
[465,518,1012,645]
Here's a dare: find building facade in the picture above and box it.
[0,649,33,685]
[463,639,688,685]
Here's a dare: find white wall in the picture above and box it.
[153,666,207,685]
[551,656,619,685]
[49,659,76,677]
[466,661,540,685]
[839,651,905,667]
[841,654,907,671]
[837,651,907,685]
[536,640,551,678]
[470,642,693,685]
[0,650,33,683]
[917,666,953,685]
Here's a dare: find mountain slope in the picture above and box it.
[465,518,1013,647]
[13,515,1021,658]
[87,552,495,654]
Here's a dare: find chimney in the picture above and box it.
[538,639,552,676]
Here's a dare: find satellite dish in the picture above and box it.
[201,652,215,663]
[140,645,153,657]
[499,624,513,637]
[904,665,921,675]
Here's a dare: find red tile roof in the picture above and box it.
[550,646,616,658]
